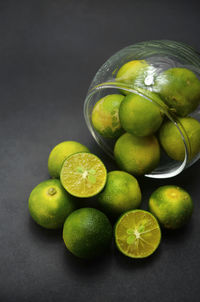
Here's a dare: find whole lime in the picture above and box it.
[119,94,163,136]
[116,60,149,94]
[149,185,193,229]
[63,208,112,258]
[154,68,200,116]
[114,132,160,175]
[91,94,124,138]
[159,117,200,161]
[98,171,142,216]
[29,179,77,229]
[48,141,89,178]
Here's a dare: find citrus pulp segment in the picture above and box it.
[60,152,107,198]
[115,209,161,258]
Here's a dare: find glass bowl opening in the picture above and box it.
[84,40,200,178]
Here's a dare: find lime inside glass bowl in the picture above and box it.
[84,40,200,179]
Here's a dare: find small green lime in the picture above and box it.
[154,68,200,116]
[29,179,77,229]
[114,132,160,175]
[116,60,149,95]
[98,171,142,216]
[115,209,161,258]
[63,208,112,258]
[149,185,193,229]
[119,94,163,136]
[91,94,124,138]
[159,117,200,161]
[48,141,89,178]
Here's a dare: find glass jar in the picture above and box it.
[84,40,200,178]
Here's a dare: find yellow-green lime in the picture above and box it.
[159,117,200,161]
[91,94,124,138]
[28,179,77,229]
[60,152,107,198]
[154,68,200,116]
[149,185,193,229]
[115,209,161,258]
[119,94,163,136]
[98,171,142,216]
[116,60,149,95]
[48,141,90,178]
[114,132,160,175]
[63,208,112,258]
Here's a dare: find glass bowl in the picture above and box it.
[84,40,200,178]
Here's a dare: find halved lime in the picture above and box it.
[60,152,107,198]
[115,209,161,258]
[48,141,89,178]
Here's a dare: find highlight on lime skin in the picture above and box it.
[149,185,193,229]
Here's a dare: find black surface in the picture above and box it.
[1,1,200,301]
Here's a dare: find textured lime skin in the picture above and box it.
[119,94,163,136]
[159,117,200,161]
[116,60,149,95]
[98,171,142,216]
[91,94,124,138]
[115,209,161,258]
[154,68,200,116]
[63,208,112,259]
[149,185,193,229]
[29,179,77,229]
[114,133,160,175]
[48,141,89,178]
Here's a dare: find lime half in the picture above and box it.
[115,209,161,258]
[60,152,107,198]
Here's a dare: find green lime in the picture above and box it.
[98,171,142,216]
[91,94,124,138]
[154,68,200,116]
[114,132,160,175]
[28,179,77,229]
[149,185,193,229]
[119,94,163,136]
[159,117,200,161]
[116,60,149,95]
[63,208,112,258]
[115,209,161,258]
[60,152,107,198]
[48,141,90,178]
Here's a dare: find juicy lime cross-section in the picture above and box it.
[115,209,161,258]
[60,152,107,198]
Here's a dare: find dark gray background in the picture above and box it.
[1,0,200,301]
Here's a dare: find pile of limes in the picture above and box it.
[28,140,194,260]
[91,60,200,175]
